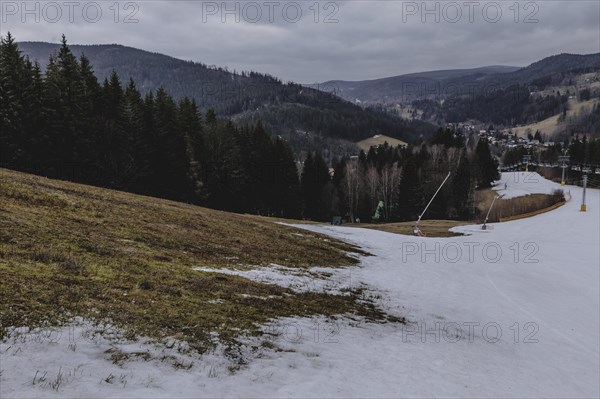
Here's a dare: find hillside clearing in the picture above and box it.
[356,135,408,152]
[1,172,598,398]
[0,168,386,352]
[353,172,568,236]
[356,220,467,237]
[512,98,600,137]
[288,179,599,398]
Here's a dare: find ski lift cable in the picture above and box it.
[414,171,451,233]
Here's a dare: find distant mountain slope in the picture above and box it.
[484,53,600,87]
[311,66,520,104]
[312,53,600,105]
[432,68,600,130]
[18,41,430,145]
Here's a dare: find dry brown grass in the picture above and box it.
[476,188,565,222]
[0,168,391,351]
[512,98,600,137]
[356,187,565,237]
[356,220,467,237]
[0,169,362,270]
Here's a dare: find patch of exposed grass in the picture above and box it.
[346,185,565,237]
[476,188,565,222]
[0,168,387,351]
[356,220,467,237]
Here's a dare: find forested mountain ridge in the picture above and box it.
[482,53,600,87]
[313,53,600,105]
[1,34,307,216]
[311,66,520,104]
[320,53,600,134]
[415,68,600,135]
[1,34,499,224]
[17,41,431,146]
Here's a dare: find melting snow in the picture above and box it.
[2,173,598,398]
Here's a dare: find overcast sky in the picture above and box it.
[1,1,599,83]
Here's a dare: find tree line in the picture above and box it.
[507,136,600,166]
[568,136,600,165]
[0,33,302,217]
[300,129,498,223]
[17,40,429,145]
[1,33,499,222]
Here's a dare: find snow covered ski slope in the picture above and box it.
[492,171,567,199]
[291,173,599,397]
[1,173,598,398]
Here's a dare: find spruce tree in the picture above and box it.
[301,152,316,219]
[206,108,217,124]
[43,35,86,178]
[153,87,189,200]
[244,121,275,214]
[451,154,472,219]
[474,138,499,188]
[122,79,149,190]
[95,71,129,186]
[202,119,246,211]
[301,152,330,220]
[272,137,301,218]
[178,97,205,202]
[396,158,423,220]
[0,32,27,166]
[23,62,47,170]
[75,54,101,180]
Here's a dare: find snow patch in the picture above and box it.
[2,174,598,398]
[193,264,359,295]
[493,171,565,199]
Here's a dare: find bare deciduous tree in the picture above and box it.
[380,162,402,221]
[365,165,380,216]
[342,161,363,223]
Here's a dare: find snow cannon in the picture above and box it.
[413,171,451,236]
[482,193,505,230]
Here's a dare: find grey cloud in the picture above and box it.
[1,1,598,83]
